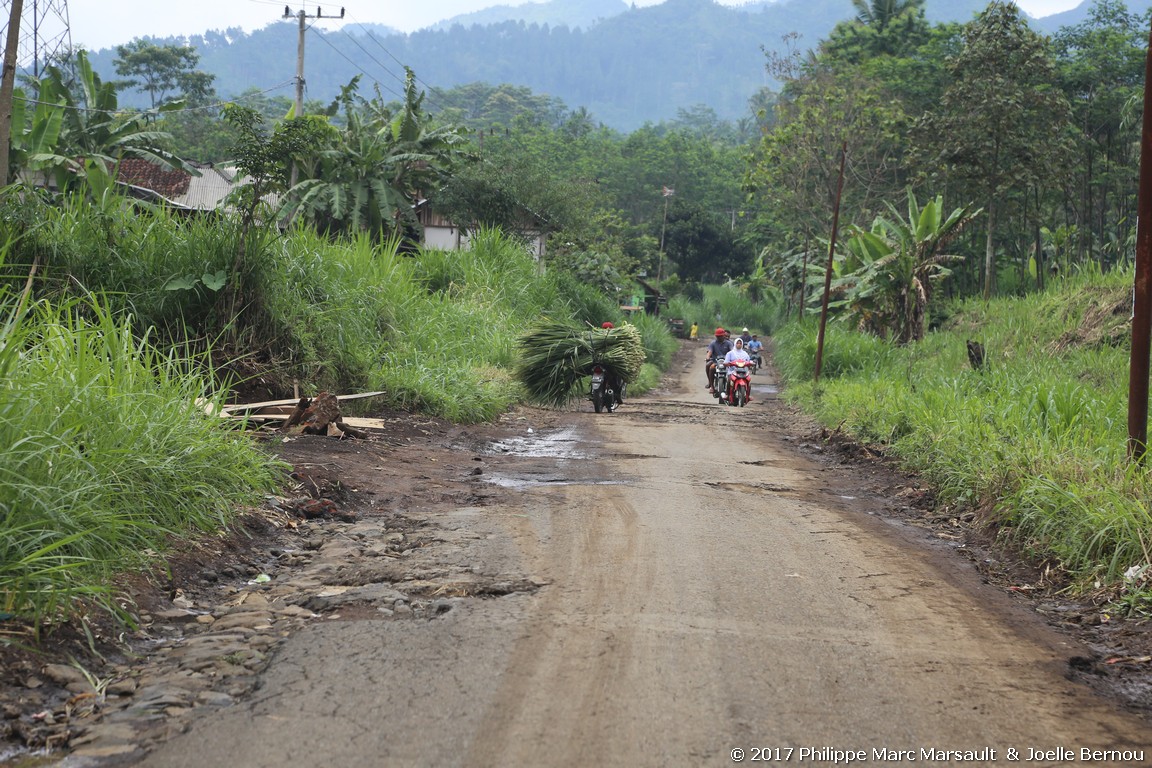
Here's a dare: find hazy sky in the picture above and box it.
[62,0,1082,52]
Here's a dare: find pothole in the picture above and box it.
[487,426,586,458]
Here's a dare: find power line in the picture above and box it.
[306,26,404,102]
[333,27,404,91]
[341,12,446,111]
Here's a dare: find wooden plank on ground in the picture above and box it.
[225,413,393,430]
[220,391,386,414]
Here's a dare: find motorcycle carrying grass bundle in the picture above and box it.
[514,320,646,407]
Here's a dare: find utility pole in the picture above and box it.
[282,5,345,186]
[0,0,24,188]
[657,186,673,285]
[814,141,847,383]
[1127,19,1152,462]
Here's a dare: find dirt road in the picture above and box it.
[132,352,1151,767]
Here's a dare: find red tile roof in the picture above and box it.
[117,158,191,199]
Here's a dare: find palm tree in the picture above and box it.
[850,0,925,30]
[825,0,929,60]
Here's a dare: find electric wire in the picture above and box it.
[305,26,405,102]
[341,12,448,111]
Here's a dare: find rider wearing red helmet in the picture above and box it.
[705,327,732,393]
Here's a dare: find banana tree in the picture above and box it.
[18,50,188,196]
[7,85,64,187]
[836,223,903,338]
[283,70,471,239]
[842,190,981,342]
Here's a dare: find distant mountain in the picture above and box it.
[84,0,1128,133]
[431,0,630,30]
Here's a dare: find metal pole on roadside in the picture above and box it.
[799,230,810,323]
[654,186,674,316]
[814,141,847,383]
[657,186,672,285]
[1127,21,1152,462]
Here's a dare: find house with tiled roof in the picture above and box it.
[114,160,547,255]
[116,158,240,212]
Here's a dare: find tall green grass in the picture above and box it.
[14,201,677,422]
[774,268,1149,588]
[0,297,283,627]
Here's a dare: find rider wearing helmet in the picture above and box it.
[747,334,764,369]
[705,327,732,393]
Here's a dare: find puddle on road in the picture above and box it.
[484,426,626,489]
[488,426,586,459]
[483,475,625,490]
[752,384,779,396]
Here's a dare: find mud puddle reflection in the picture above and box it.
[484,426,624,489]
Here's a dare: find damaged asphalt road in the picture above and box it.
[5,348,1152,767]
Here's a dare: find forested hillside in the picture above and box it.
[428,0,631,31]
[85,0,1009,130]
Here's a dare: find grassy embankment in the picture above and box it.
[0,200,675,630]
[774,267,1151,602]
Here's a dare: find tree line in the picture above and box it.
[5,0,1148,332]
[745,0,1150,340]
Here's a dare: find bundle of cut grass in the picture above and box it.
[515,320,646,406]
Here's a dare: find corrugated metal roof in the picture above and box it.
[175,166,236,210]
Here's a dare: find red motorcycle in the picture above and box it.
[719,360,752,407]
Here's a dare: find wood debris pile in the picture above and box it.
[214,390,388,437]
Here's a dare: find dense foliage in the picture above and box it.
[748,0,1151,313]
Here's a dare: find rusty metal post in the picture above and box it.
[0,0,25,188]
[814,141,847,382]
[799,231,809,323]
[1128,21,1152,461]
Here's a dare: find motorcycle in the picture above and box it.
[590,364,623,413]
[710,358,727,399]
[749,351,763,375]
[720,360,752,407]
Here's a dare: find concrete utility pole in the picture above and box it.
[293,9,304,121]
[282,5,344,185]
[282,4,346,119]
